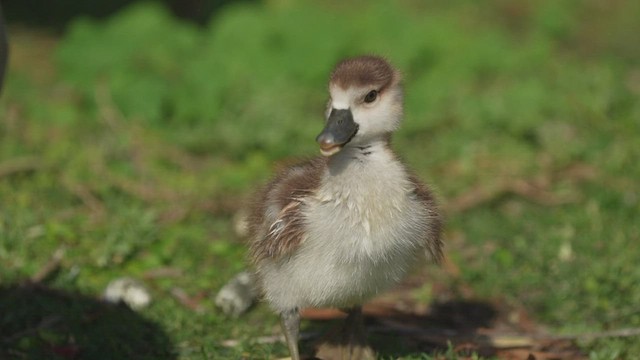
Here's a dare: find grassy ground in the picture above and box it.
[1,1,640,359]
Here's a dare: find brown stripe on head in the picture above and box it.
[330,55,400,91]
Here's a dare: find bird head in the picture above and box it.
[316,55,403,156]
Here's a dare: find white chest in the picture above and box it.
[305,150,421,261]
[259,145,429,312]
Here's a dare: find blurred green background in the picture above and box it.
[1,0,639,359]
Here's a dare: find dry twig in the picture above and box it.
[170,287,205,313]
[446,162,598,213]
[142,267,184,280]
[221,331,319,348]
[60,178,106,219]
[0,156,44,178]
[30,247,66,283]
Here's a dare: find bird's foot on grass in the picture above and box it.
[315,342,376,360]
[314,307,376,360]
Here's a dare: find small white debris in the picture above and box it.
[103,277,152,310]
[26,225,46,239]
[558,241,574,262]
[215,271,257,317]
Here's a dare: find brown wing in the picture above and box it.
[408,174,444,264]
[248,157,326,262]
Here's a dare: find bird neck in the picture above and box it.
[326,136,397,177]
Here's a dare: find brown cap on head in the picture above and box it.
[330,55,400,91]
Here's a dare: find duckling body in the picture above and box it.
[248,55,442,359]
[257,142,439,313]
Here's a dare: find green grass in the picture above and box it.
[1,0,640,358]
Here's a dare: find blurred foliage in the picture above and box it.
[2,0,640,358]
[55,1,640,174]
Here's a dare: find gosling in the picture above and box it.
[248,55,443,359]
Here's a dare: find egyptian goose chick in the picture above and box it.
[248,55,443,360]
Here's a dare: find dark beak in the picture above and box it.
[316,109,359,156]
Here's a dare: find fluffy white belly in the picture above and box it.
[257,145,432,313]
[260,194,426,313]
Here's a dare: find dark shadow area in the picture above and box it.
[370,300,499,358]
[3,0,257,29]
[300,300,500,359]
[0,283,175,360]
[426,299,498,330]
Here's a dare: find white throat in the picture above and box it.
[316,139,412,232]
[326,139,392,175]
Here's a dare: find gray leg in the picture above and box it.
[343,306,367,356]
[344,306,364,334]
[281,308,301,360]
[316,305,376,359]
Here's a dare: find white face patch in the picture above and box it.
[328,84,403,146]
[328,86,351,110]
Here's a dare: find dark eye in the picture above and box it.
[364,90,378,103]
